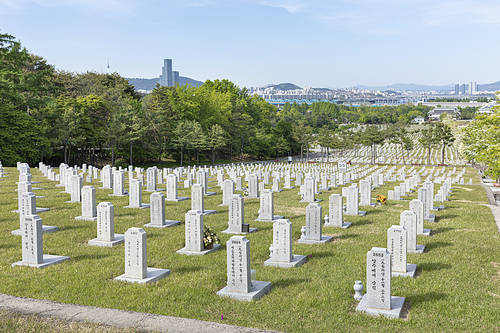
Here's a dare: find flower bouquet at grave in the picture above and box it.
[376,194,387,205]
[203,226,220,249]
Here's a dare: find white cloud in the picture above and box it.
[256,0,307,13]
[0,0,136,13]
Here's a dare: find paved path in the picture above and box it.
[0,294,280,333]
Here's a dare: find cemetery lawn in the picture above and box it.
[0,167,499,332]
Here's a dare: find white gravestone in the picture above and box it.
[223,194,256,234]
[166,174,188,202]
[75,186,97,221]
[88,202,124,246]
[216,236,271,301]
[67,174,82,203]
[346,185,366,216]
[110,170,127,196]
[124,179,149,209]
[355,247,405,319]
[12,215,68,268]
[387,225,416,277]
[264,219,307,268]
[400,210,425,253]
[325,194,351,228]
[256,189,283,222]
[410,199,431,236]
[12,192,56,235]
[177,210,221,255]
[221,179,235,206]
[359,179,373,207]
[144,192,180,228]
[298,203,332,244]
[191,184,216,215]
[146,167,157,192]
[247,174,259,198]
[114,228,170,284]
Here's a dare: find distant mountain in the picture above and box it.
[126,76,203,91]
[478,81,500,91]
[265,83,302,90]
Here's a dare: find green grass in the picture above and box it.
[0,166,499,332]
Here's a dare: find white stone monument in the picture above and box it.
[144,192,180,228]
[264,219,307,268]
[88,202,124,247]
[177,210,221,255]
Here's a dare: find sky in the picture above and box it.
[1,0,499,88]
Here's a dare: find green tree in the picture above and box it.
[433,122,455,165]
[207,124,228,164]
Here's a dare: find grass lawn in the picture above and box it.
[0,166,499,332]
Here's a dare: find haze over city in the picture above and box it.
[1,0,500,88]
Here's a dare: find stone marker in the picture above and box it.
[191,184,216,215]
[419,187,436,222]
[387,225,416,277]
[124,179,149,209]
[67,174,83,202]
[177,210,221,255]
[12,192,57,235]
[221,179,234,206]
[359,179,373,206]
[355,247,405,319]
[88,202,124,247]
[223,194,256,234]
[12,215,69,268]
[346,185,366,216]
[216,236,271,301]
[144,192,180,228]
[325,194,351,228]
[410,199,431,236]
[110,170,127,196]
[247,174,259,198]
[400,210,425,253]
[75,186,97,221]
[298,203,333,244]
[166,174,188,202]
[114,228,170,284]
[256,189,283,222]
[264,219,307,268]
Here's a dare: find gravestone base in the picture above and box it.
[272,189,283,193]
[408,244,425,253]
[65,200,80,203]
[356,295,405,319]
[419,228,432,236]
[216,280,272,301]
[144,220,180,228]
[166,197,189,202]
[222,227,257,234]
[358,211,367,216]
[200,210,216,216]
[98,187,113,190]
[11,254,69,269]
[297,235,333,244]
[425,214,436,222]
[283,186,295,190]
[35,196,46,199]
[124,204,150,209]
[11,225,58,235]
[88,234,125,247]
[145,189,158,192]
[114,267,170,284]
[246,195,259,199]
[255,215,284,222]
[432,205,445,211]
[324,222,351,229]
[205,192,217,196]
[75,215,97,221]
[176,243,221,256]
[264,254,307,268]
[392,264,417,278]
[320,187,331,191]
[109,192,128,197]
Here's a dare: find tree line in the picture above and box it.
[2,32,442,167]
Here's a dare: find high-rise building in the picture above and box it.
[454,84,459,95]
[159,59,173,87]
[469,81,477,95]
[173,71,180,86]
[460,83,467,95]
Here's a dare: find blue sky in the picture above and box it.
[1,0,499,88]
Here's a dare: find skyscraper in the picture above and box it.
[469,81,477,95]
[460,83,467,95]
[159,59,173,87]
[454,84,459,95]
[173,71,180,86]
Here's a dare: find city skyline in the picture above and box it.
[1,0,500,88]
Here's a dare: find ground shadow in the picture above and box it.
[432,227,453,235]
[272,277,310,289]
[438,214,458,220]
[175,266,205,274]
[425,241,452,251]
[62,224,87,231]
[337,233,358,240]
[417,262,452,273]
[407,291,447,306]
[71,253,110,261]
[308,251,334,260]
[352,220,373,227]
